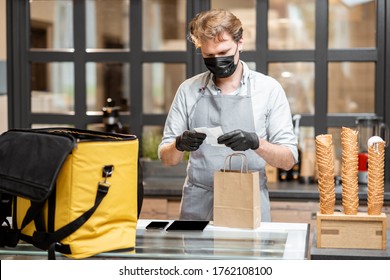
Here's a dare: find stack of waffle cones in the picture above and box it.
[341,127,359,215]
[315,134,335,214]
[367,137,385,215]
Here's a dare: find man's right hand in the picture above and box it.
[175,130,207,152]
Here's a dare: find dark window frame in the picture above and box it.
[6,0,390,187]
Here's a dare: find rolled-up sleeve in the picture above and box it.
[158,86,187,158]
[250,72,298,163]
[158,74,206,159]
[266,83,298,163]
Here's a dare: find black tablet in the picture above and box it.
[145,221,169,230]
[165,220,209,231]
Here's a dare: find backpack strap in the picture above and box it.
[0,194,19,247]
[32,165,114,258]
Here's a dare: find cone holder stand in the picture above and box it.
[316,212,387,250]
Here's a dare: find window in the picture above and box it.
[142,0,186,51]
[268,0,315,50]
[7,0,390,185]
[86,0,130,50]
[142,63,186,114]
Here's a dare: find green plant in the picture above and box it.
[142,130,190,161]
[142,132,161,160]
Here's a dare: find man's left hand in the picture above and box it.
[217,129,259,151]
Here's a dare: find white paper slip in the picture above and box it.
[194,126,224,147]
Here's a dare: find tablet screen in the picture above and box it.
[145,221,169,230]
[165,220,209,231]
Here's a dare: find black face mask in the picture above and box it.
[203,45,239,78]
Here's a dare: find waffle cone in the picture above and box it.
[367,141,385,215]
[341,127,359,215]
[316,134,335,214]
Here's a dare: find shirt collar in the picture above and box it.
[241,61,250,85]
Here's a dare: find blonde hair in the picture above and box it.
[188,9,243,48]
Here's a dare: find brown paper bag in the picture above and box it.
[213,153,261,229]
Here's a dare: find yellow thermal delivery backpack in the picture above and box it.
[0,128,139,259]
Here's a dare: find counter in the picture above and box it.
[0,220,310,260]
[141,159,390,202]
[144,179,390,203]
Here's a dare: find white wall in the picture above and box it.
[0,0,8,133]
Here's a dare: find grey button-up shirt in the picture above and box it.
[159,61,298,163]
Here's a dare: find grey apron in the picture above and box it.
[180,73,271,222]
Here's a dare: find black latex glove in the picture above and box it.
[175,130,207,152]
[217,129,259,151]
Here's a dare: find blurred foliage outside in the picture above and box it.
[142,128,189,161]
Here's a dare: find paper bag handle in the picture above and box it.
[223,153,248,173]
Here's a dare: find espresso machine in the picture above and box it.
[356,116,389,184]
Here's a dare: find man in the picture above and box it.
[158,9,298,222]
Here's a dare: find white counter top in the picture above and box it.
[0,219,309,260]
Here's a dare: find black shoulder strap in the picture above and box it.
[31,165,114,259]
[32,182,109,256]
[0,194,19,247]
